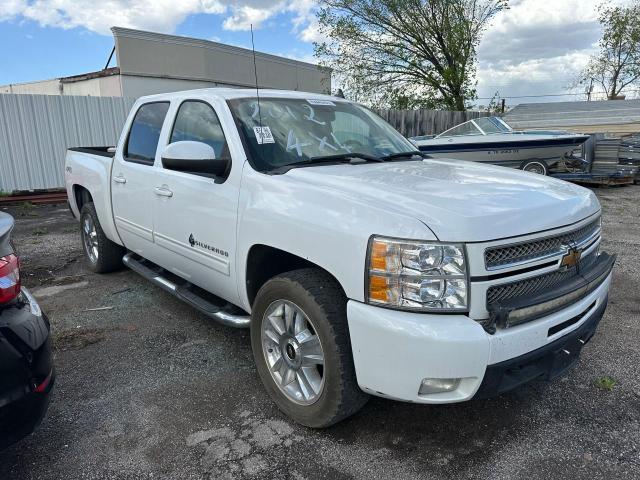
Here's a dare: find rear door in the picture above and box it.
[111,102,170,257]
[151,98,240,302]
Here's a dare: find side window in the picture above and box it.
[170,101,230,159]
[124,102,170,164]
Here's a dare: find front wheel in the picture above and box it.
[250,268,368,428]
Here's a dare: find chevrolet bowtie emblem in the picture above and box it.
[560,245,582,269]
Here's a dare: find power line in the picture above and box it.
[476,93,581,100]
[476,89,640,101]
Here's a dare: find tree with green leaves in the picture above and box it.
[577,1,640,100]
[314,0,508,111]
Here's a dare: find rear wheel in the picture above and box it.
[80,202,125,273]
[521,160,548,175]
[251,268,368,428]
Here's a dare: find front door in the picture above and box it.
[151,99,239,303]
[112,101,170,258]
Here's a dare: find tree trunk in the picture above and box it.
[608,69,620,99]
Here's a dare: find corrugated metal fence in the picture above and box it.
[0,94,135,192]
[375,109,490,138]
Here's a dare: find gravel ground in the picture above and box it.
[0,186,639,480]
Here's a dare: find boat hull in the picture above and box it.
[417,136,589,168]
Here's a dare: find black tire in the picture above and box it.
[521,160,548,175]
[250,268,369,428]
[80,202,125,273]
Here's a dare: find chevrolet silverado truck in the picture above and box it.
[65,89,615,427]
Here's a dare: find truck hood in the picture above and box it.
[286,159,600,242]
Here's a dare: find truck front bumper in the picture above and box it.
[347,270,612,404]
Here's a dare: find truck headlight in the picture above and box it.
[366,236,468,312]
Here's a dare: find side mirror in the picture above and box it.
[161,141,230,177]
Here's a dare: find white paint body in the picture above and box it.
[65,88,610,404]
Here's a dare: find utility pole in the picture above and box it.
[501,98,506,113]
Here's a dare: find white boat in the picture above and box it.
[411,116,589,175]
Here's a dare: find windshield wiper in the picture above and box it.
[301,152,384,164]
[272,152,384,173]
[380,151,424,161]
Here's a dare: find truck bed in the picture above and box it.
[67,147,115,158]
[65,146,120,245]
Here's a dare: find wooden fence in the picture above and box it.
[375,109,490,138]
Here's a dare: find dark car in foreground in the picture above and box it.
[0,212,54,450]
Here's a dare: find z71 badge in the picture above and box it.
[188,234,229,257]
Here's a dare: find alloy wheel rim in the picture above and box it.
[261,300,325,405]
[82,215,99,263]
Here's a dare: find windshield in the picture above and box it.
[228,97,417,171]
[437,120,482,138]
[474,117,512,134]
[436,116,513,138]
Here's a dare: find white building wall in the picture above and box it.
[62,75,122,97]
[0,79,61,95]
[118,75,239,98]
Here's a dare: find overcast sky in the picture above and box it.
[0,0,620,105]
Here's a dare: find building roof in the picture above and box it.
[505,99,640,129]
[60,67,120,84]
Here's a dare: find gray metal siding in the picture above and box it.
[113,27,332,95]
[0,94,135,192]
[505,100,640,130]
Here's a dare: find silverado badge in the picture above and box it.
[187,234,229,257]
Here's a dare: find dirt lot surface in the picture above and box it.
[1,186,639,480]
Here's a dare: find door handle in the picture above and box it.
[154,186,173,198]
[113,175,127,184]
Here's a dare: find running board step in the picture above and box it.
[122,252,250,329]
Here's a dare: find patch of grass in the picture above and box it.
[32,227,48,236]
[595,376,616,391]
[18,201,38,217]
[0,191,12,198]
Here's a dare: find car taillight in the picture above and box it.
[0,254,20,304]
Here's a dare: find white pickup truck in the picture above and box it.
[65,88,615,427]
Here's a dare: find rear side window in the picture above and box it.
[170,101,230,159]
[124,102,170,164]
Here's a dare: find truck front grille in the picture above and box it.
[484,218,600,270]
[486,250,597,307]
[486,268,577,305]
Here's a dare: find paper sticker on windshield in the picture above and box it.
[254,126,275,144]
[307,99,335,106]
